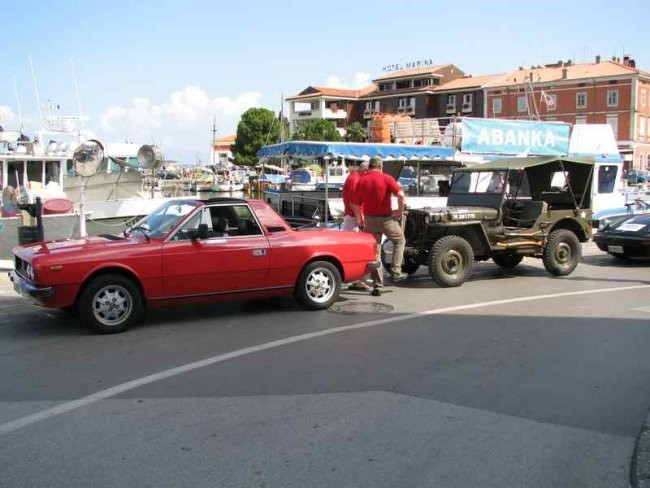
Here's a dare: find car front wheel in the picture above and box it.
[79,274,144,334]
[295,261,341,310]
[542,229,581,276]
[428,235,474,287]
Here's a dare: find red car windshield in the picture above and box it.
[127,200,201,238]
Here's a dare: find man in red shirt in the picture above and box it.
[341,161,370,290]
[352,156,407,296]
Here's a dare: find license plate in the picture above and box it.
[608,245,624,253]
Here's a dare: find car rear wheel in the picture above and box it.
[428,235,474,287]
[492,253,524,269]
[542,229,581,276]
[295,261,341,310]
[79,274,143,334]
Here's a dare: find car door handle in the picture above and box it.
[252,249,267,256]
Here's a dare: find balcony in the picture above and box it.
[323,108,347,120]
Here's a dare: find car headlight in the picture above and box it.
[26,263,35,281]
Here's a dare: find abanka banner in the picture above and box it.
[461,118,570,156]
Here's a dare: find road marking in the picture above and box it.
[1,283,649,436]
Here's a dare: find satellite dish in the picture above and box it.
[137,144,162,170]
[73,139,104,178]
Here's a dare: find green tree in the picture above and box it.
[345,121,367,142]
[292,118,344,142]
[232,108,281,166]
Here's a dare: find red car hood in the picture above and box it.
[15,235,148,263]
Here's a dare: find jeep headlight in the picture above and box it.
[26,263,35,280]
[424,215,430,224]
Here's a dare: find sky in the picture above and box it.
[0,0,648,164]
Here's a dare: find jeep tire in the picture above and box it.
[428,235,474,287]
[542,229,581,276]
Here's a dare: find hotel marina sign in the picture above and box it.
[461,118,570,156]
[382,58,435,72]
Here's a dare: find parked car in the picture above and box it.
[592,213,650,259]
[623,169,648,185]
[9,198,379,333]
[383,156,594,287]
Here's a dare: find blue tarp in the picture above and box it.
[257,141,455,160]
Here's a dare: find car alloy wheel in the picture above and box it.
[295,261,341,310]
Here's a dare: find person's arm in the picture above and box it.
[351,203,364,229]
[392,190,405,220]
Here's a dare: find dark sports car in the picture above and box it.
[592,214,650,258]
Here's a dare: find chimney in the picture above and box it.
[562,68,568,79]
[595,55,601,63]
[529,72,533,81]
[623,54,630,65]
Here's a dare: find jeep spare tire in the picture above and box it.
[428,235,474,287]
[542,229,581,276]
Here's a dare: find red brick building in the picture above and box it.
[483,56,650,170]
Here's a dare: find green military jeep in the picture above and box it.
[383,156,594,287]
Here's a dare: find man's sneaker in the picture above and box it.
[390,272,408,282]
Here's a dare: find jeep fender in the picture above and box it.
[431,222,491,259]
[549,218,590,242]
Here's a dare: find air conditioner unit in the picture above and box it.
[397,107,406,113]
[446,104,456,114]
[462,103,472,112]
[406,106,415,114]
[363,109,372,117]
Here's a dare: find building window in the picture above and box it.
[545,94,557,111]
[575,116,587,124]
[640,117,646,140]
[414,78,431,87]
[641,90,647,108]
[606,115,618,137]
[576,91,587,109]
[379,82,394,92]
[398,97,408,109]
[493,98,502,114]
[311,102,319,110]
[607,89,619,107]
[447,94,456,106]
[365,101,373,111]
[396,80,411,90]
[462,93,473,105]
[517,96,528,113]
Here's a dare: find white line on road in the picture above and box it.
[1,283,649,436]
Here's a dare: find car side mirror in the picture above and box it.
[194,223,209,240]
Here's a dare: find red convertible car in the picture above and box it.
[9,198,379,333]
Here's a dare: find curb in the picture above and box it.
[632,410,650,488]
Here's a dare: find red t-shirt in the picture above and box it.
[342,171,361,217]
[355,169,402,216]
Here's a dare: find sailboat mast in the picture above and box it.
[211,115,217,165]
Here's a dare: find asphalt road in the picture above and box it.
[1,243,649,488]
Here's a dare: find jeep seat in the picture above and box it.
[505,200,547,228]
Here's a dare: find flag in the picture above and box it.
[540,91,556,109]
